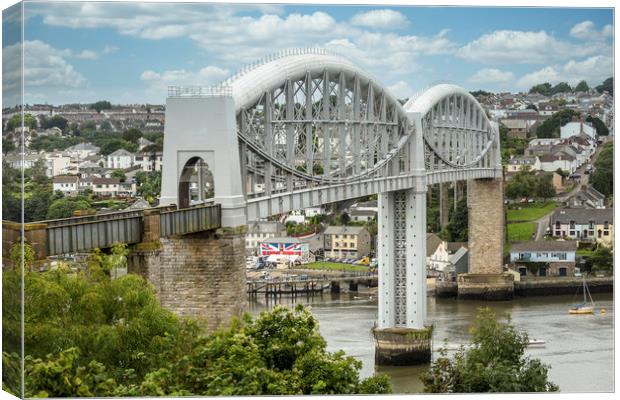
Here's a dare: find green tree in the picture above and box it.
[40,115,69,132]
[445,198,468,242]
[2,138,15,153]
[100,139,138,155]
[6,113,38,131]
[574,80,590,92]
[596,77,613,96]
[590,246,613,272]
[422,307,558,393]
[122,128,143,144]
[46,197,93,219]
[586,115,609,136]
[535,109,580,138]
[529,83,552,96]
[111,169,127,182]
[117,305,391,396]
[339,211,351,226]
[135,170,162,205]
[591,142,613,197]
[551,81,572,94]
[90,100,112,113]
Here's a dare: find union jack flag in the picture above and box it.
[260,242,281,255]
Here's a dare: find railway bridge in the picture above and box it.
[5,48,507,365]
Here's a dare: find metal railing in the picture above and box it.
[168,86,232,97]
[44,209,144,228]
[160,204,221,237]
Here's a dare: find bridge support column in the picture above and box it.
[374,187,432,365]
[459,178,513,300]
[129,227,247,332]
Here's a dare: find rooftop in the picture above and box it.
[324,225,368,235]
[510,240,577,252]
[551,208,613,224]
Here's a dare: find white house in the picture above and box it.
[135,150,163,172]
[52,175,79,196]
[65,143,100,160]
[560,121,597,141]
[44,152,72,177]
[106,148,135,170]
[304,206,326,217]
[539,153,577,173]
[506,156,541,172]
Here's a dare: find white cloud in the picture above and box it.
[387,80,413,99]
[140,66,230,94]
[351,9,409,29]
[2,40,88,106]
[31,2,454,81]
[102,45,119,54]
[458,30,598,64]
[516,55,613,89]
[516,67,561,89]
[570,20,613,41]
[468,68,515,85]
[75,50,99,60]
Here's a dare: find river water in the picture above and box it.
[248,292,614,393]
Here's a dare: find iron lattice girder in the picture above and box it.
[237,67,412,199]
[225,51,500,211]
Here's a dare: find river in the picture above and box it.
[248,292,614,393]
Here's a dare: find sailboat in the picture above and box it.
[568,275,595,314]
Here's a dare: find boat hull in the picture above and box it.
[568,307,594,314]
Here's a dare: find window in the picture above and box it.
[604,231,609,236]
[555,230,561,236]
[569,220,575,229]
[559,253,567,260]
[569,231,575,236]
[589,220,594,229]
[604,221,609,229]
[598,230,602,238]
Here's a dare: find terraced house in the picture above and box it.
[549,208,614,246]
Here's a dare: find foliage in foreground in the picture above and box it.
[422,307,559,393]
[3,245,390,397]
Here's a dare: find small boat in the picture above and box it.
[569,276,595,314]
[527,339,546,347]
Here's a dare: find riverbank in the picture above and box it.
[435,276,613,298]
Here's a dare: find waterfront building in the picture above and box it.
[323,226,371,260]
[509,241,577,277]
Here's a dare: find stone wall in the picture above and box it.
[129,228,247,332]
[467,178,504,274]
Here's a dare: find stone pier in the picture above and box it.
[460,178,513,300]
[373,326,433,365]
[129,227,247,332]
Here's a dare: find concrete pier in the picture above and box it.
[373,326,433,365]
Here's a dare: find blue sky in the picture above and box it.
[2,2,614,106]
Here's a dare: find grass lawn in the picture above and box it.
[300,262,368,272]
[576,249,595,257]
[507,222,537,243]
[506,202,557,222]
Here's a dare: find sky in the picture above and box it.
[1,1,614,106]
